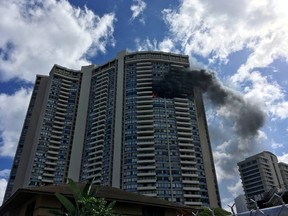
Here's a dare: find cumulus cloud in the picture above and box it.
[227,179,244,198]
[0,169,10,205]
[0,0,116,82]
[278,153,288,164]
[162,0,288,63]
[0,88,32,157]
[130,0,147,24]
[156,0,288,119]
[0,178,7,205]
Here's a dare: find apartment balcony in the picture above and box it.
[45,161,57,166]
[58,94,68,100]
[50,134,62,140]
[88,160,103,167]
[49,145,60,150]
[137,165,156,170]
[175,116,190,122]
[57,98,68,104]
[136,95,152,101]
[46,155,58,160]
[136,73,152,79]
[137,153,155,158]
[43,172,55,178]
[137,172,156,177]
[53,119,65,125]
[137,131,154,136]
[179,154,195,160]
[51,129,62,135]
[50,139,61,144]
[137,125,153,130]
[89,173,102,178]
[179,148,195,153]
[47,149,59,155]
[183,187,200,191]
[180,159,196,165]
[61,82,71,88]
[42,178,54,183]
[184,201,202,206]
[137,186,157,191]
[181,166,197,170]
[136,86,151,91]
[137,146,154,152]
[178,139,193,145]
[44,167,55,171]
[52,124,64,130]
[137,119,153,125]
[174,98,188,104]
[136,104,153,110]
[54,116,65,121]
[88,141,104,149]
[183,194,201,198]
[182,173,198,178]
[137,159,155,164]
[137,178,156,184]
[137,139,154,144]
[88,154,103,162]
[143,193,157,197]
[182,180,199,184]
[56,106,67,113]
[177,132,193,137]
[136,65,152,70]
[87,167,102,173]
[137,89,152,95]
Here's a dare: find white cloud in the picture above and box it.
[0,0,116,82]
[157,0,288,123]
[278,153,288,164]
[162,0,288,63]
[0,178,7,205]
[0,88,32,157]
[130,0,147,24]
[271,140,284,149]
[227,179,244,198]
[0,169,10,179]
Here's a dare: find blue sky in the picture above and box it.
[0,0,288,210]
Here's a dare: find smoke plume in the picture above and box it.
[153,68,266,138]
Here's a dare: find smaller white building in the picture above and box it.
[235,194,248,213]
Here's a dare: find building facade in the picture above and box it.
[238,151,285,209]
[279,162,288,189]
[4,51,220,207]
[234,194,248,214]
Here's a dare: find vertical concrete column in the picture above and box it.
[67,65,95,181]
[112,51,128,188]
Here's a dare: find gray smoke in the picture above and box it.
[153,68,266,139]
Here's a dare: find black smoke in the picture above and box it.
[153,68,266,138]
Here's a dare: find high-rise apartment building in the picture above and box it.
[279,162,288,189]
[4,51,220,207]
[238,151,284,209]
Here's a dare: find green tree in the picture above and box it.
[51,178,115,216]
[197,207,231,216]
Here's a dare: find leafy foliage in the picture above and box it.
[198,207,231,216]
[51,178,115,216]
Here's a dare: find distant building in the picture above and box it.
[238,151,285,209]
[279,162,288,189]
[4,51,221,207]
[234,194,248,213]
